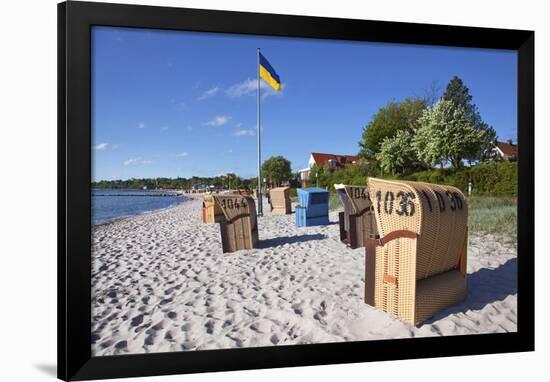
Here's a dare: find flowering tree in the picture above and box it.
[414,99,485,169]
[376,130,417,174]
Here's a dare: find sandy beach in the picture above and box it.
[91,196,517,356]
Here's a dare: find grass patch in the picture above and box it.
[329,192,342,211]
[467,196,517,240]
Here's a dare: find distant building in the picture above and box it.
[494,140,518,161]
[299,152,360,186]
[191,183,209,190]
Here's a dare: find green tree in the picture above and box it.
[359,97,427,156]
[226,173,237,189]
[330,159,376,186]
[376,130,418,174]
[232,176,244,189]
[442,76,497,162]
[261,156,292,187]
[308,164,332,188]
[414,99,485,169]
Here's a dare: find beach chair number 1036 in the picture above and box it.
[374,190,464,217]
[375,190,416,216]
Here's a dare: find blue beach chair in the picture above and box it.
[295,187,330,227]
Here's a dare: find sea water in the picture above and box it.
[92,189,186,225]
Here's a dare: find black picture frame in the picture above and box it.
[58,1,534,380]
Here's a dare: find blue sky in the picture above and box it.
[92,26,517,181]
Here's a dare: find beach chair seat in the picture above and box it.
[335,184,378,248]
[213,195,258,253]
[364,178,468,325]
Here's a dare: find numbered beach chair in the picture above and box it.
[202,194,225,224]
[335,184,378,249]
[213,195,259,253]
[269,187,292,215]
[364,178,468,325]
[295,187,330,227]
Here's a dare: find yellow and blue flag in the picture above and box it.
[259,53,281,92]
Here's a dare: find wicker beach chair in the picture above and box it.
[269,187,292,215]
[364,178,468,325]
[213,195,259,253]
[202,195,225,224]
[335,184,378,249]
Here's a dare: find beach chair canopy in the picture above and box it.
[335,184,377,248]
[335,184,372,216]
[367,177,467,279]
[213,195,256,223]
[297,187,329,207]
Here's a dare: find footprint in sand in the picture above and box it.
[131,314,144,327]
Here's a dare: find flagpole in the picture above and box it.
[257,48,263,216]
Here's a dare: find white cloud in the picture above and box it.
[176,152,189,157]
[233,129,256,137]
[123,158,152,166]
[226,79,257,98]
[137,121,146,129]
[225,78,284,99]
[197,86,219,101]
[94,143,108,151]
[204,115,230,127]
[123,158,139,166]
[111,144,120,150]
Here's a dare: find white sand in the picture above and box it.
[91,196,517,356]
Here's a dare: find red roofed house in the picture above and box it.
[495,140,518,161]
[299,152,360,187]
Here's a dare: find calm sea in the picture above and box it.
[92,189,186,225]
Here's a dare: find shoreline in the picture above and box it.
[91,196,517,356]
[92,193,194,227]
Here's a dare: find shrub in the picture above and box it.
[409,169,447,184]
[467,162,517,196]
[402,162,517,197]
[301,161,517,198]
